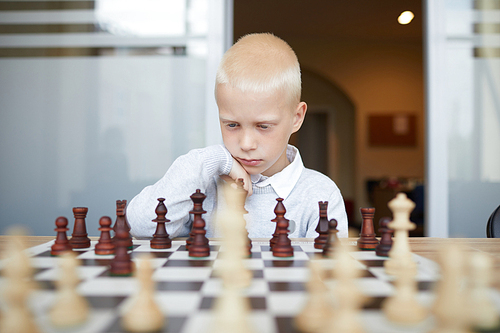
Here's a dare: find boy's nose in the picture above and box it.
[239,130,257,151]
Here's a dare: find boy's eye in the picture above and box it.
[227,123,238,128]
[258,124,269,129]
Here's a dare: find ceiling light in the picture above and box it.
[398,11,414,25]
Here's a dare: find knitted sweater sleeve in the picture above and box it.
[126,145,232,238]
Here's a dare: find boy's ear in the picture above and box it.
[292,102,307,133]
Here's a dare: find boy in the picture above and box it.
[127,33,348,239]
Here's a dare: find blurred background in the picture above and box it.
[0,0,499,238]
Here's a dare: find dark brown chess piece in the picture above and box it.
[375,217,393,257]
[357,207,379,250]
[113,200,133,249]
[51,216,73,256]
[110,227,133,276]
[272,198,294,257]
[235,178,252,256]
[314,201,329,249]
[95,216,115,255]
[150,198,172,249]
[270,200,281,250]
[188,190,210,257]
[322,219,339,258]
[69,207,91,249]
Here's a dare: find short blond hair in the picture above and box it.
[215,33,301,106]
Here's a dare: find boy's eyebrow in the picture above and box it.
[219,116,280,123]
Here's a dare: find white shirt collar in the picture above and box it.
[250,145,304,199]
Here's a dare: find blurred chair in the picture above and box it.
[486,204,500,238]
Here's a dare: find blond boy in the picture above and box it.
[127,33,348,239]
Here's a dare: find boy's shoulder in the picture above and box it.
[293,167,341,197]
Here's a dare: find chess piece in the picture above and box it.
[95,216,115,255]
[49,252,90,327]
[113,200,133,249]
[189,190,210,257]
[468,252,500,331]
[150,198,172,249]
[272,198,294,258]
[382,266,427,324]
[322,218,339,258]
[357,207,379,250]
[211,285,254,333]
[323,243,366,333]
[110,227,134,276]
[294,261,333,333]
[236,178,252,256]
[69,207,91,249]
[51,216,73,256]
[217,182,252,289]
[384,193,417,276]
[270,198,285,250]
[431,244,469,333]
[0,230,40,333]
[375,217,393,257]
[314,201,329,249]
[122,255,165,332]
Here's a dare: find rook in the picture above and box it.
[69,207,91,249]
[357,207,379,250]
[314,201,329,249]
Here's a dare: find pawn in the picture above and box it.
[294,261,333,332]
[49,252,90,327]
[110,228,134,276]
[122,255,165,332]
[95,216,115,255]
[272,198,294,258]
[322,219,339,258]
[357,207,379,250]
[51,216,73,256]
[375,217,393,257]
[150,198,172,249]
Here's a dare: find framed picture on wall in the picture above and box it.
[368,113,417,147]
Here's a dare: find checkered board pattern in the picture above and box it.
[3,239,496,333]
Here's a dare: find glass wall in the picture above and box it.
[426,0,500,237]
[0,0,231,235]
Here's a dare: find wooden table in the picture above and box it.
[1,236,499,288]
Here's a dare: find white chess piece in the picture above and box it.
[216,183,252,289]
[384,193,417,276]
[468,252,500,331]
[0,231,40,333]
[295,260,333,333]
[49,251,89,327]
[382,267,427,324]
[122,254,165,332]
[323,243,365,333]
[431,244,469,333]
[211,182,254,333]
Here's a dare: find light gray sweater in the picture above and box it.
[127,145,348,239]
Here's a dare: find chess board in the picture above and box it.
[1,239,489,333]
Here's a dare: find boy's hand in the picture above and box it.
[222,157,252,196]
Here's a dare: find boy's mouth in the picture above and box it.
[238,158,263,167]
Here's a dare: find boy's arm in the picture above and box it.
[126,145,233,238]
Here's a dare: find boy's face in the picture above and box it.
[217,84,306,177]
